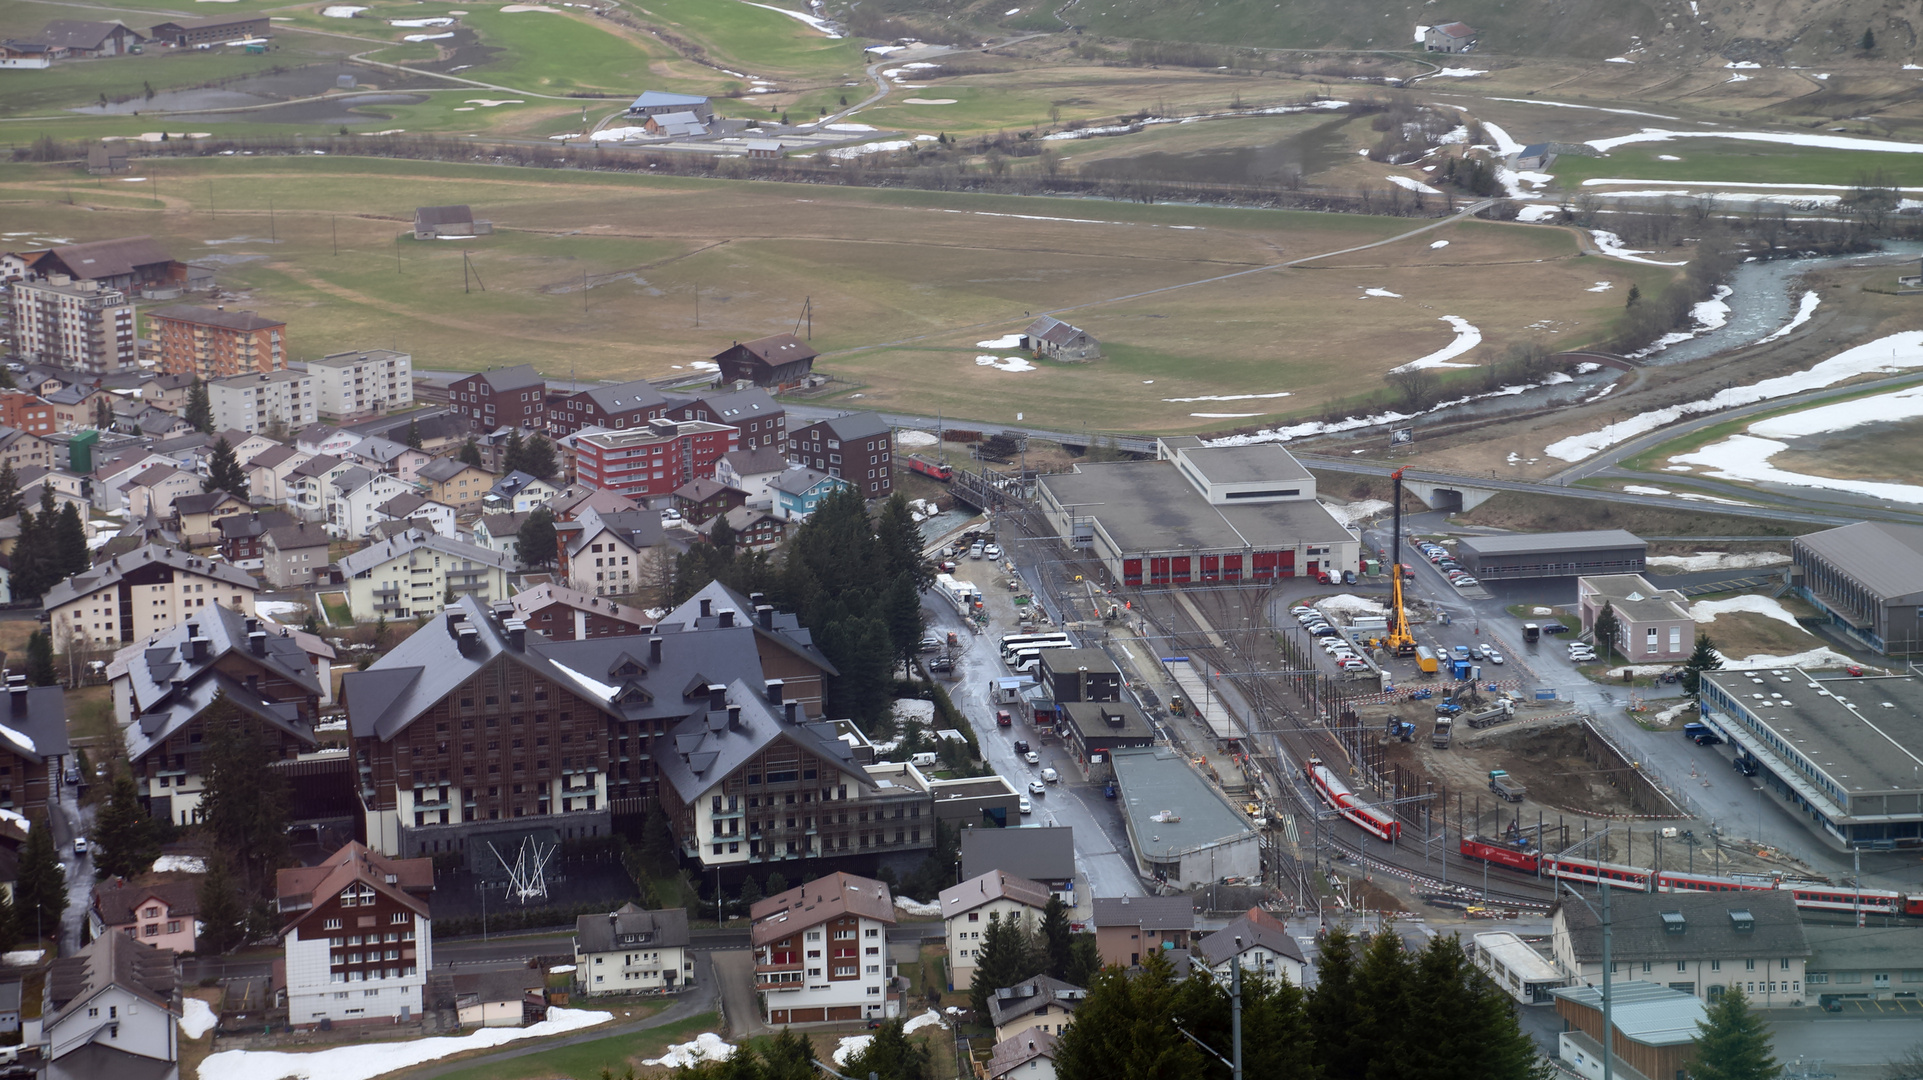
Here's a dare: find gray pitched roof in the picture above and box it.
[348,435,412,466]
[415,205,474,227]
[1557,889,1808,964]
[489,470,544,498]
[218,508,293,539]
[1797,521,1923,604]
[172,489,243,516]
[770,467,840,496]
[41,236,170,281]
[330,464,379,495]
[665,581,838,677]
[574,903,691,953]
[803,411,890,443]
[336,528,513,579]
[569,509,662,557]
[686,387,780,424]
[288,453,343,479]
[467,365,544,393]
[577,379,669,414]
[115,606,320,765]
[418,456,484,484]
[719,446,790,477]
[1193,912,1304,967]
[376,491,438,519]
[939,869,1052,919]
[531,624,795,734]
[0,679,69,763]
[45,544,254,609]
[653,677,870,805]
[985,1031,1059,1079]
[247,443,303,471]
[985,975,1086,1028]
[38,20,139,50]
[1091,894,1195,931]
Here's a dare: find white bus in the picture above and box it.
[999,632,1071,662]
[1007,641,1074,672]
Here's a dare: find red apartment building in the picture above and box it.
[148,305,287,379]
[449,365,546,434]
[0,391,56,436]
[571,420,737,500]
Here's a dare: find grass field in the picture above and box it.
[0,151,1658,432]
[429,1012,717,1080]
[1550,140,1923,190]
[1453,490,1796,536]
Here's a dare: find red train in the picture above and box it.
[905,456,953,481]
[1456,836,1923,916]
[1306,758,1400,842]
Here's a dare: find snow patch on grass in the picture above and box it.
[1389,315,1481,371]
[200,1009,613,1080]
[181,998,218,1039]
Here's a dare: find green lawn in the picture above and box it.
[411,1012,717,1080]
[0,40,352,119]
[633,0,864,81]
[1551,140,1923,190]
[367,6,686,97]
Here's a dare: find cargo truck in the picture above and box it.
[1467,699,1516,729]
[1432,716,1454,748]
[1488,769,1526,802]
[1523,623,1541,643]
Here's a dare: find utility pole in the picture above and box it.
[1561,880,1614,1080]
[1230,952,1243,1080]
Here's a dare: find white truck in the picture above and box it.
[933,573,983,621]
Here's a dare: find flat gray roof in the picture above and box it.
[1580,575,1689,624]
[1180,445,1312,486]
[1458,529,1644,556]
[1704,671,1923,813]
[1110,747,1253,859]
[1062,701,1155,742]
[1797,521,1923,605]
[1550,982,1707,1046]
[1042,462,1351,555]
[1038,648,1118,676]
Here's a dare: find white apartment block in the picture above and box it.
[750,872,899,1025]
[277,843,434,1028]
[308,349,414,420]
[44,544,257,647]
[940,871,1051,989]
[9,276,137,373]
[209,368,317,434]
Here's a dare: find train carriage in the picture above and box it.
[1459,835,1542,874]
[1542,856,1656,891]
[1305,758,1400,843]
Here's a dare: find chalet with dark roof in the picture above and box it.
[42,932,178,1080]
[710,334,816,389]
[413,205,493,240]
[547,378,674,438]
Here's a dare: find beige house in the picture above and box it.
[1578,573,1696,663]
[564,507,662,598]
[245,443,314,504]
[940,870,1051,989]
[1552,890,1810,1006]
[1091,895,1193,969]
[263,521,332,590]
[120,464,202,520]
[417,457,495,514]
[45,543,257,647]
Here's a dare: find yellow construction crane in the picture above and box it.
[1387,467,1418,657]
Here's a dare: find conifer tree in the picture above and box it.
[205,436,249,498]
[502,429,525,474]
[92,773,162,880]
[185,378,213,433]
[521,433,557,480]
[14,821,65,941]
[1592,601,1621,664]
[969,911,1042,1016]
[95,395,113,429]
[196,855,249,954]
[842,1016,934,1080]
[1682,632,1725,696]
[404,418,423,449]
[1054,952,1206,1080]
[459,437,484,467]
[0,463,19,519]
[515,507,558,569]
[1309,926,1368,1080]
[198,695,291,894]
[24,632,56,687]
[1691,985,1778,1080]
[54,503,89,579]
[1041,894,1072,981]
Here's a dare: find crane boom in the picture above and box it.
[1387,468,1417,656]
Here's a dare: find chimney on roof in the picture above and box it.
[765,680,785,705]
[447,609,466,639]
[748,591,765,605]
[699,598,712,618]
[727,705,742,729]
[506,619,526,652]
[188,634,209,662]
[718,609,734,628]
[456,623,479,655]
[756,604,774,630]
[248,629,267,656]
[7,674,26,715]
[784,700,799,724]
[708,684,727,711]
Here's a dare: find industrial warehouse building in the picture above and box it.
[1109,747,1258,890]
[1455,529,1646,581]
[1794,521,1923,655]
[1036,437,1358,587]
[1697,670,1923,849]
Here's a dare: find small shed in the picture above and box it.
[86,144,130,175]
[413,204,493,240]
[1424,21,1476,52]
[453,970,547,1028]
[745,139,786,159]
[1023,316,1100,361]
[1515,143,1555,170]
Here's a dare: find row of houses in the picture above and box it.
[1,14,268,65]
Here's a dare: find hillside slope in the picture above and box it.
[874,0,1923,63]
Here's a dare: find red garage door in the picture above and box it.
[1252,552,1278,580]
[1171,556,1192,583]
[1149,557,1170,584]
[1200,554,1220,582]
[1123,558,1143,586]
[1222,554,1242,581]
[1280,551,1296,577]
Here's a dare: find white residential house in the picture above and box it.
[286,454,354,523]
[564,507,662,597]
[344,435,435,485]
[750,872,899,1025]
[276,842,434,1028]
[337,528,514,620]
[307,349,414,421]
[327,466,415,540]
[41,933,180,1077]
[573,904,694,994]
[483,471,562,514]
[940,870,1052,989]
[216,430,285,468]
[1192,908,1308,986]
[983,1031,1060,1080]
[371,492,457,538]
[714,447,793,509]
[91,452,175,512]
[295,424,364,458]
[472,512,530,565]
[208,368,316,435]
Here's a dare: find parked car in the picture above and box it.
[1028,780,1046,794]
[1312,626,1339,637]
[983,543,1003,560]
[969,541,986,559]
[1014,740,1030,754]
[1019,794,1033,814]
[1542,623,1569,635]
[1338,658,1368,670]
[72,837,88,855]
[1435,702,1462,716]
[1040,768,1059,783]
[1470,645,1487,660]
[1486,651,1505,665]
[1023,751,1040,765]
[928,656,955,672]
[918,636,942,653]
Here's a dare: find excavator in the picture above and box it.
[1386,468,1418,657]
